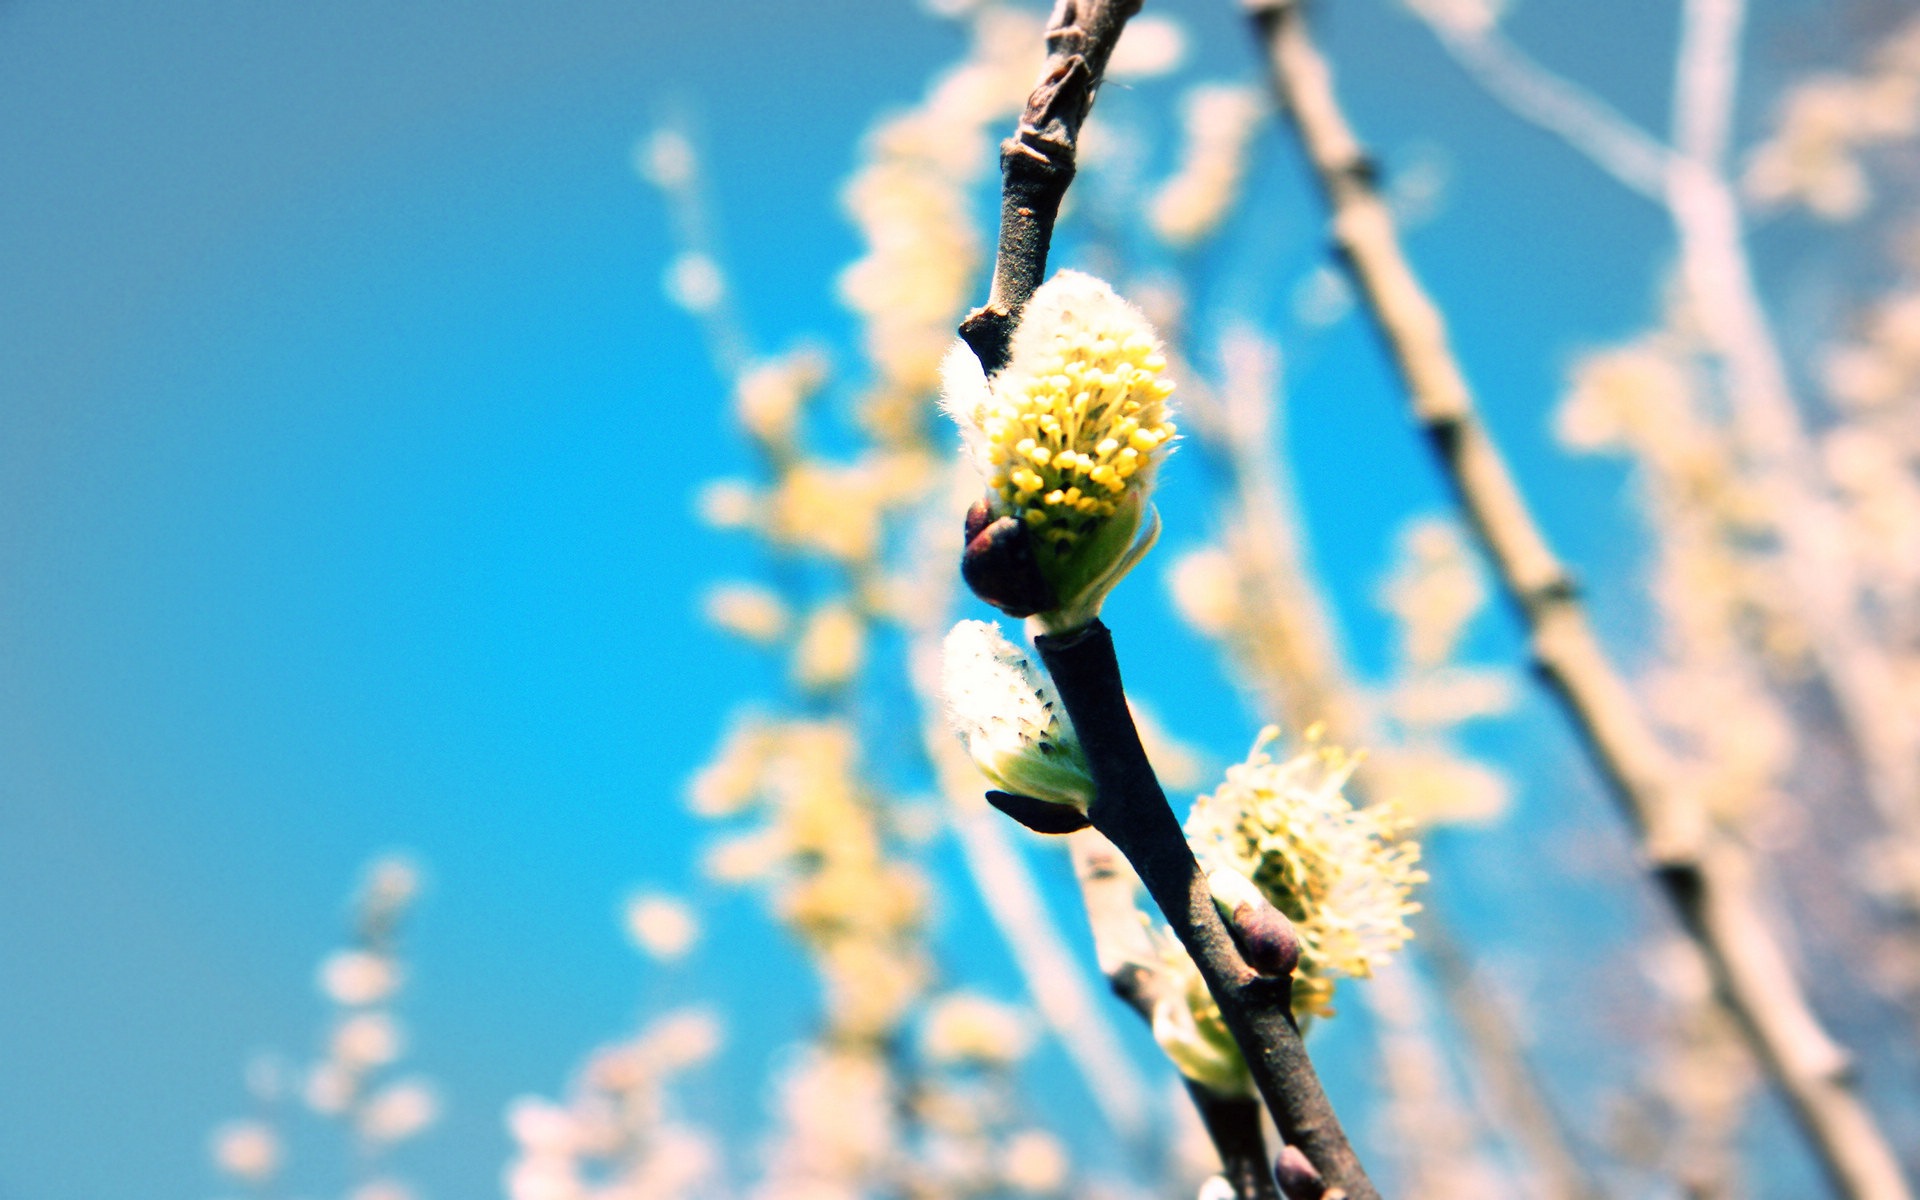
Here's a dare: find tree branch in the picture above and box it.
[1246,2,1915,1196]
[1407,0,1920,909]
[959,0,1144,374]
[1041,621,1378,1200]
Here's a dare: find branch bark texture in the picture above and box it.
[1246,2,1914,1196]
[1041,622,1379,1200]
[959,0,1144,374]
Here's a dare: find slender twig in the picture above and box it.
[1419,23,1671,200]
[1246,2,1915,1196]
[1069,832,1283,1200]
[1664,0,1920,892]
[959,0,1145,374]
[1041,621,1379,1199]
[1407,0,1920,905]
[1415,921,1600,1200]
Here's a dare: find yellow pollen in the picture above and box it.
[971,279,1178,557]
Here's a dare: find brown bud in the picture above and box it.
[984,789,1091,835]
[1208,868,1302,978]
[964,497,994,545]
[1273,1145,1326,1199]
[1227,899,1301,979]
[961,503,1057,618]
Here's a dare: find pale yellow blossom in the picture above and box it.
[703,583,790,644]
[945,271,1178,628]
[1187,728,1425,1018]
[210,1119,282,1184]
[624,892,701,962]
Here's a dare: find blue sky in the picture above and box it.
[0,0,1875,1197]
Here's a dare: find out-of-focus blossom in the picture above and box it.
[1379,519,1486,671]
[307,1060,358,1115]
[704,582,791,644]
[507,1096,581,1158]
[1744,19,1920,220]
[664,252,726,314]
[358,1078,441,1144]
[1149,86,1267,247]
[695,479,760,529]
[792,603,868,693]
[1168,546,1240,637]
[333,1011,404,1070]
[921,992,1034,1066]
[1001,1129,1070,1194]
[637,1008,724,1072]
[210,1119,282,1184]
[1106,14,1188,80]
[363,856,421,914]
[319,949,401,1007]
[735,350,828,445]
[624,892,702,962]
[1366,747,1510,827]
[637,127,696,191]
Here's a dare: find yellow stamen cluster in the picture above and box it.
[986,344,1175,546]
[973,275,1177,551]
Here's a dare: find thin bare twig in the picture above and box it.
[1407,0,1920,905]
[1665,0,1920,896]
[1069,832,1283,1200]
[1418,23,1671,199]
[1247,1,1915,1195]
[960,0,1145,374]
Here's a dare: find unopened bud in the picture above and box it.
[942,621,1094,813]
[1273,1145,1326,1199]
[1207,867,1301,978]
[985,789,1092,835]
[962,500,1059,618]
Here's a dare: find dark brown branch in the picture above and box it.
[1040,621,1379,1200]
[1246,1,1915,1196]
[959,0,1144,374]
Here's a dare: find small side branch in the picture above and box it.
[959,0,1144,374]
[1418,23,1671,200]
[1246,2,1915,1197]
[1069,832,1283,1200]
[1043,622,1379,1200]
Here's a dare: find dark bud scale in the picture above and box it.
[984,789,1091,835]
[961,498,1058,618]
